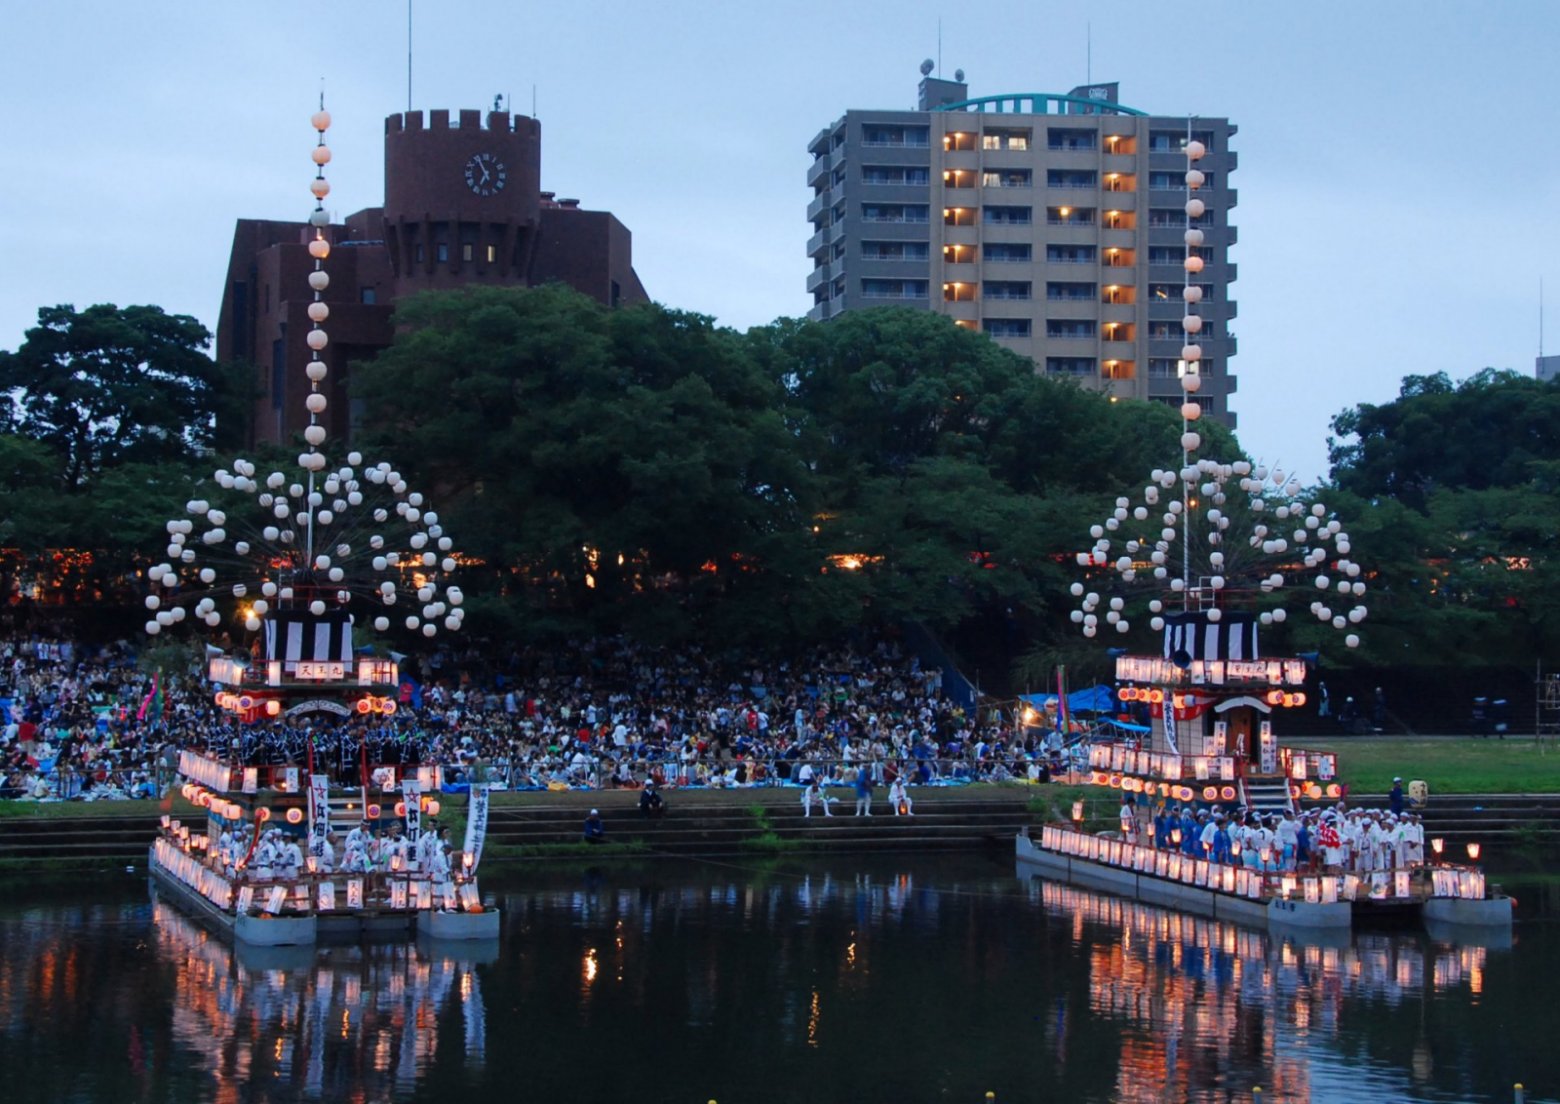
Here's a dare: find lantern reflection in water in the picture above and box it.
[147,900,491,1098]
[1019,875,1498,1104]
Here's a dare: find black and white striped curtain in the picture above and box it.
[264,612,354,666]
[1161,611,1259,662]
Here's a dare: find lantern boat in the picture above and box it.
[145,100,497,948]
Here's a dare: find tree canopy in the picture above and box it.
[0,304,226,491]
[1324,370,1560,665]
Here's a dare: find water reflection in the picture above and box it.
[0,862,1544,1103]
[1022,876,1500,1103]
[150,899,492,1101]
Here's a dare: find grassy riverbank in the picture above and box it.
[1302,736,1560,795]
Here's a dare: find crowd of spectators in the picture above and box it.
[0,626,1077,802]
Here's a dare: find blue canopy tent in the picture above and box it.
[1020,685,1118,714]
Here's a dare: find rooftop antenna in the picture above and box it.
[493,93,503,113]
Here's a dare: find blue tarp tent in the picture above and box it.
[1020,685,1118,714]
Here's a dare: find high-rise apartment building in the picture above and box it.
[806,74,1239,425]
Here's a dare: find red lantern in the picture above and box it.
[285,807,304,825]
[366,803,382,819]
[394,801,408,817]
[355,699,373,714]
[1202,786,1218,802]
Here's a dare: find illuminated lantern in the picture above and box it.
[265,699,282,716]
[394,801,408,817]
[1431,837,1444,856]
[1202,786,1218,802]
[237,695,253,711]
[1071,800,1085,823]
[1325,783,1342,799]
[1118,687,1132,701]
[381,699,397,716]
[425,800,440,817]
[355,699,373,714]
[366,803,382,820]
[285,807,304,825]
[1219,786,1236,802]
[255,807,271,822]
[1466,842,1481,861]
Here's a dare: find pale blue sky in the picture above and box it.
[2,1,1556,483]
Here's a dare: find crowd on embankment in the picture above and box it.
[1,625,1081,803]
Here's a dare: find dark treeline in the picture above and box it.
[2,290,1558,690]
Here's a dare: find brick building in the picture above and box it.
[217,108,648,447]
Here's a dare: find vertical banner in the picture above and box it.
[347,878,364,909]
[414,881,433,910]
[281,766,300,793]
[464,784,491,873]
[401,779,422,841]
[1164,705,1179,756]
[1212,721,1228,756]
[308,775,332,858]
[317,882,337,911]
[264,886,287,914]
[1258,721,1277,774]
[390,881,409,909]
[237,886,254,913]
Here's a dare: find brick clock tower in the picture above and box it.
[382,109,544,298]
[218,105,647,448]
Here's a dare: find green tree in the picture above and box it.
[355,285,819,642]
[0,304,220,490]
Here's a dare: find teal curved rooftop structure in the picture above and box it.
[932,92,1148,117]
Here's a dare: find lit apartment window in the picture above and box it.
[1102,359,1136,380]
[954,319,979,331]
[1101,322,1136,342]
[1103,209,1134,230]
[942,243,975,263]
[982,130,1030,151]
[982,206,1031,226]
[1103,134,1136,155]
[984,243,1032,263]
[461,243,474,262]
[1046,356,1096,374]
[1046,206,1095,225]
[983,318,1031,337]
[981,169,1031,188]
[1103,172,1135,193]
[943,131,976,151]
[486,244,497,263]
[943,281,975,302]
[1103,247,1136,268]
[1101,284,1135,305]
[1148,283,1214,301]
[944,207,976,226]
[942,169,976,189]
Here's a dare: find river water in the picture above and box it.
[0,855,1551,1103]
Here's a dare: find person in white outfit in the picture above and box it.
[802,779,833,818]
[889,777,913,816]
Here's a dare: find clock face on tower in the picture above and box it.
[463,152,507,197]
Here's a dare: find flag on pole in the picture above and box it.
[137,674,161,722]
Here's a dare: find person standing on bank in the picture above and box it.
[853,763,874,817]
[1389,777,1404,816]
